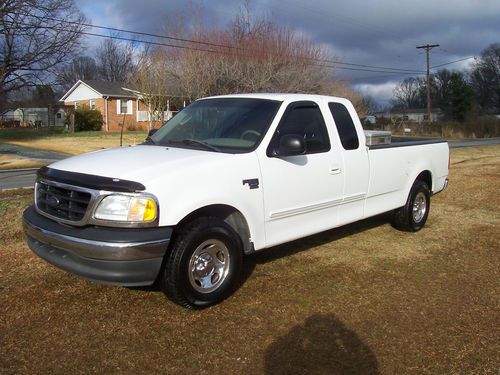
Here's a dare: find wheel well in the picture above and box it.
[175,205,253,255]
[415,170,432,191]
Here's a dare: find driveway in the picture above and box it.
[0,143,68,190]
[0,143,69,161]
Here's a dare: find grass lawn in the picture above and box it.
[0,128,148,155]
[0,145,499,374]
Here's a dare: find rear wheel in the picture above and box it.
[391,180,431,232]
[161,216,243,309]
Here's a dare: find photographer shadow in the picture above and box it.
[264,313,379,375]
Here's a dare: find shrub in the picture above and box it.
[0,119,21,128]
[74,107,103,131]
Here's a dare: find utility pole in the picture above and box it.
[416,43,439,123]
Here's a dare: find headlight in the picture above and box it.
[94,194,158,222]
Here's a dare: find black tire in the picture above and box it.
[161,216,243,309]
[391,180,431,232]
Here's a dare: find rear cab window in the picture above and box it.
[328,102,359,150]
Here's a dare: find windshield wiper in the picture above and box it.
[170,139,221,152]
[143,136,156,145]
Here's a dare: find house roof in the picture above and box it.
[81,80,137,97]
[60,80,137,101]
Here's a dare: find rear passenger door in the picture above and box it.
[328,102,369,225]
[259,101,344,247]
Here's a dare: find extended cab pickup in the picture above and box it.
[23,94,449,308]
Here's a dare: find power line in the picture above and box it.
[80,30,424,74]
[7,10,425,75]
[348,71,425,82]
[7,10,239,51]
[431,56,475,69]
[80,31,426,74]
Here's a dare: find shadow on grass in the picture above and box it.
[0,127,66,141]
[243,213,389,269]
[264,313,379,375]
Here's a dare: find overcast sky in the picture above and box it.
[79,0,500,105]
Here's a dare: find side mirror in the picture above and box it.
[278,134,306,156]
[147,129,158,137]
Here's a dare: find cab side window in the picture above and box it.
[268,101,330,155]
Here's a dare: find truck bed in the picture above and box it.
[368,136,448,150]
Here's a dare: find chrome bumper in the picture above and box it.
[23,206,172,286]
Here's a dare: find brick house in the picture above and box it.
[60,80,176,131]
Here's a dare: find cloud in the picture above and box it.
[355,82,398,106]
[77,0,500,104]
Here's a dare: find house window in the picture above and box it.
[56,113,62,119]
[118,99,131,115]
[403,115,409,121]
[90,99,96,110]
[75,102,80,109]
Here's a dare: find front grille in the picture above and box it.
[36,181,92,222]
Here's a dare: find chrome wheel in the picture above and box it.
[412,191,427,223]
[188,239,230,294]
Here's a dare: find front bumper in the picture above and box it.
[23,206,172,286]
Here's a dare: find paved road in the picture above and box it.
[447,137,500,148]
[0,168,39,190]
[0,143,69,160]
[0,143,68,190]
[1,138,499,190]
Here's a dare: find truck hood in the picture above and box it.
[48,145,236,187]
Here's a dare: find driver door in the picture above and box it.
[259,101,344,247]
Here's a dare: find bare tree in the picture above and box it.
[325,80,368,117]
[57,56,99,90]
[131,49,175,131]
[0,0,87,96]
[470,43,500,113]
[160,4,335,100]
[392,77,425,109]
[361,95,380,115]
[95,38,136,83]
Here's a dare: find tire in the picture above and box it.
[161,216,243,309]
[391,180,431,232]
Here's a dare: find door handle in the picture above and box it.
[329,166,342,175]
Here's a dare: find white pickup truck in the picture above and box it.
[23,94,449,308]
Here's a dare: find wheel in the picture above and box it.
[391,180,431,232]
[161,216,243,309]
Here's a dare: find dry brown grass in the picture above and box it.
[0,155,45,170]
[0,146,499,374]
[6,132,147,155]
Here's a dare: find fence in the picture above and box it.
[137,110,177,123]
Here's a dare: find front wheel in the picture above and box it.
[161,217,243,309]
[391,180,431,232]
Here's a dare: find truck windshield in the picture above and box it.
[150,98,282,153]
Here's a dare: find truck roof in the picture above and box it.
[201,93,348,103]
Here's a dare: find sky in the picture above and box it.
[79,0,500,105]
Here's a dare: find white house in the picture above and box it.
[0,107,65,127]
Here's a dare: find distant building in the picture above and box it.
[363,115,377,125]
[377,108,443,123]
[60,80,178,131]
[0,107,65,127]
